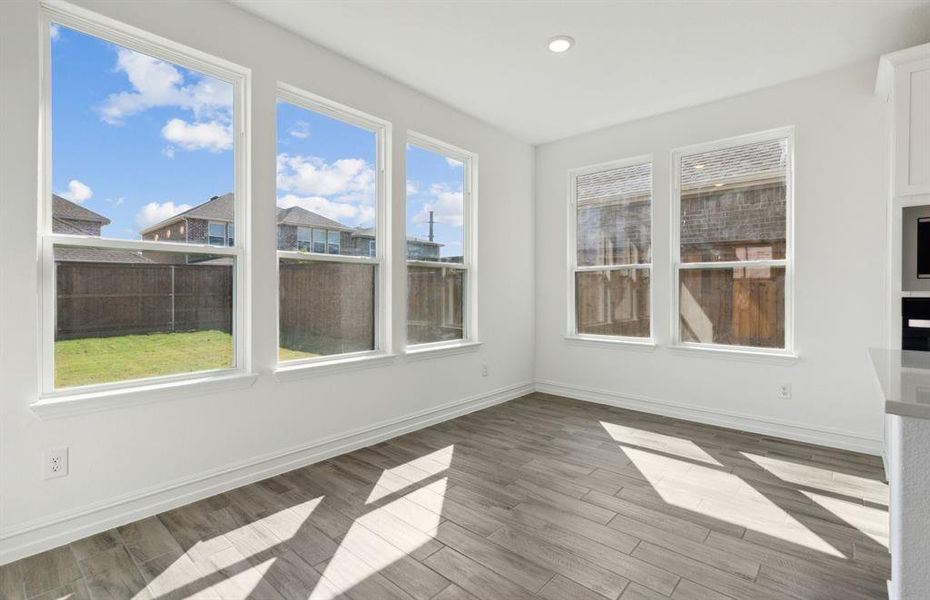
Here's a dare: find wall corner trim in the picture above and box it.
[533,379,884,456]
[0,380,533,565]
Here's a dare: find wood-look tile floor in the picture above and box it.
[0,393,890,600]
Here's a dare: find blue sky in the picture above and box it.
[52,23,464,255]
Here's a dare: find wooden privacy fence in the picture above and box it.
[407,265,464,344]
[56,261,233,340]
[278,260,375,354]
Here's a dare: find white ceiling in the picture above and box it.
[231,1,930,144]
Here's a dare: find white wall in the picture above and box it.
[0,0,535,562]
[535,61,890,453]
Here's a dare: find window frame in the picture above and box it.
[670,126,796,357]
[274,82,392,369]
[37,3,252,401]
[404,131,479,353]
[566,154,655,347]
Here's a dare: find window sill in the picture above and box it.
[275,352,397,382]
[564,335,657,352]
[31,372,259,419]
[405,340,482,361]
[669,344,799,365]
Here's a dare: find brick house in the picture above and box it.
[52,194,153,264]
[52,194,110,236]
[141,192,443,258]
[348,227,442,260]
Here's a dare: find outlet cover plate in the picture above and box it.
[44,447,69,480]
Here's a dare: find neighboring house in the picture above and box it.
[142,192,444,258]
[349,227,442,260]
[277,204,354,254]
[52,194,111,236]
[52,194,152,264]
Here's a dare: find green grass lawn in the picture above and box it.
[55,330,317,388]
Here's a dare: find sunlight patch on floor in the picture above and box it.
[367,445,455,504]
[205,550,277,599]
[801,490,889,548]
[741,452,889,506]
[618,444,846,558]
[600,421,722,466]
[313,477,448,599]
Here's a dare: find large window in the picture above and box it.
[569,158,652,340]
[405,134,476,347]
[276,85,388,363]
[673,129,793,351]
[42,15,247,393]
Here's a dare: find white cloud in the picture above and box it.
[162,118,232,152]
[413,183,464,227]
[98,48,232,125]
[135,201,192,229]
[277,154,375,197]
[49,24,61,41]
[106,196,125,207]
[445,157,463,168]
[288,120,311,139]
[59,179,93,203]
[275,153,378,227]
[277,194,375,226]
[406,181,418,195]
[161,146,176,159]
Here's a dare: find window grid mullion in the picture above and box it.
[677,259,787,270]
[575,263,652,273]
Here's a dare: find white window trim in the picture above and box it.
[274,83,393,371]
[36,2,252,407]
[669,126,796,357]
[404,131,479,355]
[566,154,655,348]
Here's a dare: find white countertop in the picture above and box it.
[869,348,930,420]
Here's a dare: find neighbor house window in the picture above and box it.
[405,134,476,347]
[327,231,341,254]
[297,227,311,252]
[42,12,247,394]
[276,85,388,363]
[569,157,653,340]
[208,222,227,246]
[312,228,326,254]
[673,129,793,351]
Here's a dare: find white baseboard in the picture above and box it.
[534,379,884,456]
[0,381,533,566]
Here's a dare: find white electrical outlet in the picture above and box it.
[481,364,489,377]
[778,383,792,400]
[44,447,69,480]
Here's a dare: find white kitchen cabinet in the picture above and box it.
[877,44,930,197]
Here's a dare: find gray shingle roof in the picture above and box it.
[681,138,786,189]
[277,206,353,231]
[52,217,91,235]
[54,247,153,264]
[138,193,235,234]
[52,194,111,224]
[140,193,360,234]
[576,163,651,207]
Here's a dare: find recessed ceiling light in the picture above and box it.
[714,183,724,187]
[547,35,575,53]
[694,164,705,169]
